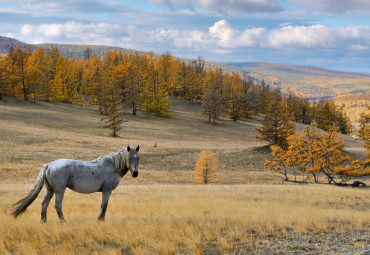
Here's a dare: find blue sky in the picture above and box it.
[1,0,370,73]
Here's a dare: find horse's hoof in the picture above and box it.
[98,217,105,222]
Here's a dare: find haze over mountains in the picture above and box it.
[1,35,369,104]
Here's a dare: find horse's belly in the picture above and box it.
[67,175,103,193]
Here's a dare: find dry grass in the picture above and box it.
[1,183,369,254]
[0,97,369,254]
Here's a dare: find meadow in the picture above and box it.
[0,97,369,254]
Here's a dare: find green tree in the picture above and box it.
[256,96,295,149]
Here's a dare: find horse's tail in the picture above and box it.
[11,164,48,218]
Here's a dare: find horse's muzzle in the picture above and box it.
[132,171,138,178]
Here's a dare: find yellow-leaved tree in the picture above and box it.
[265,122,351,184]
[335,108,370,181]
[194,148,219,184]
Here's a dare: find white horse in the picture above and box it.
[11,145,140,222]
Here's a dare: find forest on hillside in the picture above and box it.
[0,45,355,135]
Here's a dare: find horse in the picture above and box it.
[11,145,140,222]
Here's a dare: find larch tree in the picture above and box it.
[124,51,145,115]
[194,148,219,184]
[202,84,224,123]
[256,96,295,149]
[0,55,6,100]
[102,60,125,137]
[335,108,370,179]
[25,46,49,103]
[7,46,31,100]
[141,52,171,117]
[53,56,75,102]
[224,73,247,121]
[265,122,351,184]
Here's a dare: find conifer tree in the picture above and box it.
[202,84,224,123]
[102,79,124,137]
[0,55,6,100]
[25,47,49,103]
[53,56,74,102]
[265,122,351,184]
[256,96,295,149]
[224,73,247,121]
[335,108,370,178]
[141,52,171,117]
[7,46,31,100]
[194,148,219,184]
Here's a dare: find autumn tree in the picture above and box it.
[0,55,5,100]
[102,81,124,137]
[124,51,145,115]
[194,148,219,184]
[6,46,31,100]
[25,47,49,102]
[224,73,247,121]
[53,56,75,102]
[335,108,370,178]
[256,96,295,149]
[82,55,105,112]
[141,52,171,117]
[42,46,60,101]
[202,84,224,123]
[265,122,351,184]
[258,80,270,114]
[101,53,125,137]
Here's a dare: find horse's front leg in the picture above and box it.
[98,189,112,221]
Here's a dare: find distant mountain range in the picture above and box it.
[1,36,369,101]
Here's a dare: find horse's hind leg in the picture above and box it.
[41,181,54,222]
[98,189,112,221]
[54,189,66,222]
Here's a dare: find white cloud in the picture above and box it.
[262,25,336,48]
[19,21,123,45]
[149,0,282,13]
[17,20,370,58]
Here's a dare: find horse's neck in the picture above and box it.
[116,152,129,177]
[117,166,129,178]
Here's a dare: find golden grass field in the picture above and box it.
[0,97,369,254]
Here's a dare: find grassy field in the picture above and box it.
[1,184,369,254]
[0,97,369,254]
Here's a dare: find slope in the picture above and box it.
[0,97,366,185]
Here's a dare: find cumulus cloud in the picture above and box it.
[149,0,282,13]
[18,20,370,59]
[20,21,125,45]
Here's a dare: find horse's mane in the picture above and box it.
[105,149,127,173]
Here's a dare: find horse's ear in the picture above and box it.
[136,145,140,152]
[127,146,131,152]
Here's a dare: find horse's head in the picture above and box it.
[126,145,140,178]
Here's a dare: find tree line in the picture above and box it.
[0,45,352,135]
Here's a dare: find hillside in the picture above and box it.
[0,97,367,184]
[223,62,370,99]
